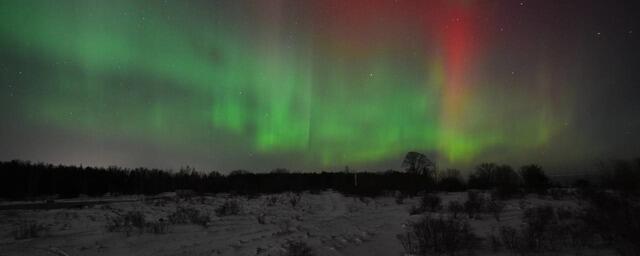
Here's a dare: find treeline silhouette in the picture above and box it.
[1,156,639,200]
[0,160,434,199]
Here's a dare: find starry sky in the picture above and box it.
[0,0,638,173]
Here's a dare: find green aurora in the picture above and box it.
[1,0,638,171]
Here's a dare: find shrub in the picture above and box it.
[488,227,502,252]
[582,191,640,255]
[395,192,406,205]
[464,191,485,219]
[124,211,146,228]
[518,199,530,210]
[500,205,587,254]
[494,203,605,255]
[265,195,279,206]
[556,206,574,220]
[422,193,443,212]
[107,211,174,235]
[168,207,195,224]
[598,159,640,195]
[106,211,146,236]
[398,214,479,256]
[145,220,170,234]
[523,205,588,251]
[520,164,550,194]
[468,163,521,198]
[573,178,592,194]
[168,206,210,227]
[216,199,242,216]
[409,206,422,215]
[1,210,19,218]
[13,221,49,240]
[468,163,497,190]
[499,226,525,254]
[283,240,315,256]
[493,165,521,199]
[257,213,267,224]
[410,193,442,215]
[438,177,466,192]
[447,201,464,219]
[358,196,371,205]
[521,205,558,251]
[487,199,506,221]
[438,169,466,192]
[288,193,302,208]
[548,188,569,200]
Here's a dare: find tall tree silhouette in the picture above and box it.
[468,162,497,189]
[402,151,435,176]
[520,164,549,193]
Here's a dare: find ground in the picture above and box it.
[0,191,615,256]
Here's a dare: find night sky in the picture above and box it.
[1,0,639,173]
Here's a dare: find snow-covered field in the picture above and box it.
[0,191,614,256]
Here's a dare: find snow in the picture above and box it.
[0,191,596,256]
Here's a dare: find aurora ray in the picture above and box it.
[1,0,638,171]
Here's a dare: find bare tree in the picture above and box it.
[402,151,435,176]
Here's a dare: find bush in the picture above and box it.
[395,191,407,205]
[283,240,315,256]
[438,169,466,192]
[598,159,640,195]
[257,213,267,224]
[488,227,502,252]
[497,205,591,254]
[13,221,49,240]
[468,163,497,190]
[464,191,485,219]
[265,195,279,206]
[447,201,464,219]
[438,177,466,192]
[124,211,146,228]
[398,214,479,256]
[168,206,210,227]
[493,165,521,199]
[487,199,505,221]
[573,178,592,193]
[468,163,522,198]
[216,200,242,216]
[520,164,549,194]
[410,193,442,215]
[107,211,173,235]
[521,205,558,251]
[499,226,524,254]
[288,193,302,208]
[145,220,170,234]
[582,191,640,255]
[106,211,147,236]
[548,188,570,200]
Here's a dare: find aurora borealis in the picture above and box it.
[1,0,639,172]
